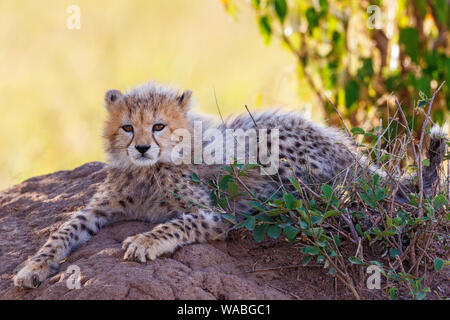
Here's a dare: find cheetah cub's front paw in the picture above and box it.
[122,233,176,263]
[14,260,53,289]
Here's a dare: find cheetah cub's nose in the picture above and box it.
[135,145,150,154]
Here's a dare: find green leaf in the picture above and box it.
[433,195,447,210]
[267,225,281,239]
[219,175,234,190]
[245,216,256,231]
[360,193,377,208]
[388,272,402,281]
[254,224,269,242]
[332,234,341,247]
[223,214,237,223]
[434,258,444,271]
[355,224,363,236]
[369,260,383,267]
[348,256,364,265]
[255,214,273,222]
[258,16,272,44]
[382,229,397,237]
[324,210,339,219]
[311,216,323,225]
[375,188,386,201]
[351,127,365,135]
[389,248,402,259]
[386,216,393,228]
[301,246,320,255]
[399,27,419,63]
[191,173,200,183]
[434,0,447,24]
[416,291,427,300]
[422,158,430,167]
[321,184,333,201]
[345,80,360,109]
[305,7,319,29]
[389,287,398,300]
[249,201,266,212]
[233,220,247,230]
[298,219,308,229]
[318,0,329,15]
[288,177,302,194]
[273,0,287,23]
[283,193,296,210]
[227,181,239,196]
[283,225,299,241]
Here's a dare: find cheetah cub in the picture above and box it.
[14,82,446,289]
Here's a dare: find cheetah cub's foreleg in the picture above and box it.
[14,204,124,289]
[122,211,227,263]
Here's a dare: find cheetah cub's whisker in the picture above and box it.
[14,81,446,289]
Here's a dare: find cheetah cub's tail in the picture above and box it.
[393,124,447,203]
[422,124,448,195]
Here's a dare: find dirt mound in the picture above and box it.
[0,162,353,300]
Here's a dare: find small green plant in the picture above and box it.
[209,160,448,299]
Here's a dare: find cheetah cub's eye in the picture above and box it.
[121,125,134,133]
[152,123,165,132]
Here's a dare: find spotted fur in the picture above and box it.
[14,81,446,289]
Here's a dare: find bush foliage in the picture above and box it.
[203,125,448,299]
[223,0,449,132]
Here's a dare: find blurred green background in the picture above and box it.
[0,0,314,190]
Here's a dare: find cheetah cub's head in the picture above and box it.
[103,82,193,167]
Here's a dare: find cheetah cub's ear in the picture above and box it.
[177,90,193,110]
[104,89,123,111]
